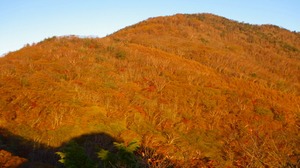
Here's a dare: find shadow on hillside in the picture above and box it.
[0,127,175,168]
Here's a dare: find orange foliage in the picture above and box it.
[0,14,299,167]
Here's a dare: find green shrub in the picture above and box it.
[97,141,141,168]
[56,141,96,168]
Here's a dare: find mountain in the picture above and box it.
[0,13,299,167]
[112,14,300,93]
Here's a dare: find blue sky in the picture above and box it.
[1,0,299,56]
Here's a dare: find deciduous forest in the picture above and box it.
[0,14,299,167]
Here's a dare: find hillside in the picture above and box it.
[0,13,299,167]
[112,14,300,94]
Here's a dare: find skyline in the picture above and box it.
[1,0,299,56]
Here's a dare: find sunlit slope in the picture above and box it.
[113,13,300,94]
[0,14,299,167]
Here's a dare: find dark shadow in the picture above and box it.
[0,127,175,168]
[0,127,59,167]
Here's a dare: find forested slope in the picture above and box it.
[0,14,299,167]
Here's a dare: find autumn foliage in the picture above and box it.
[0,14,299,167]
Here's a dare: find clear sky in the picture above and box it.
[1,0,299,56]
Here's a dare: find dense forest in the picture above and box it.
[0,14,299,167]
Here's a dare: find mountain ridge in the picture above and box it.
[112,13,300,94]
